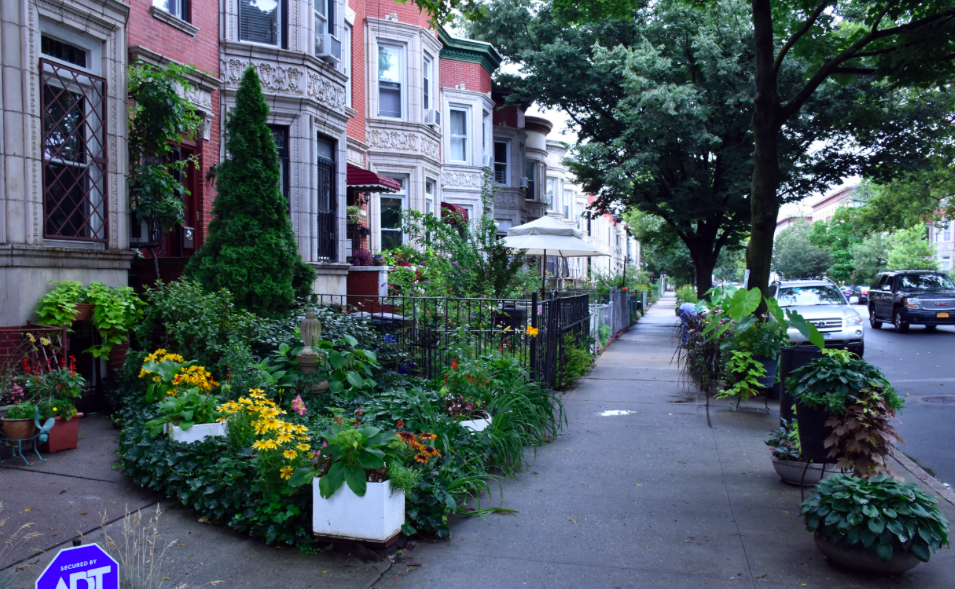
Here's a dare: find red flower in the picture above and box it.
[451,358,459,370]
[396,420,405,429]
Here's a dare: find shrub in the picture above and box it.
[558,333,593,390]
[675,284,698,306]
[787,355,903,415]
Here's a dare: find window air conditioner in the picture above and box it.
[482,154,493,167]
[519,177,528,188]
[425,109,441,126]
[130,217,152,247]
[317,33,342,63]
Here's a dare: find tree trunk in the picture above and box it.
[747,0,782,303]
[687,243,717,300]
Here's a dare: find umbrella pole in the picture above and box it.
[541,249,547,299]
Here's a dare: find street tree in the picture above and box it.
[886,226,939,271]
[185,67,315,317]
[772,221,831,279]
[624,210,696,286]
[851,175,955,237]
[849,233,889,285]
[808,208,859,283]
[468,0,951,298]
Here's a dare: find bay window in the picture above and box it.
[239,0,284,47]
[449,108,468,162]
[494,141,508,185]
[378,44,403,119]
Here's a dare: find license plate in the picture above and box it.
[822,333,832,340]
[940,312,950,318]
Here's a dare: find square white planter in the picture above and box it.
[165,421,228,444]
[458,417,492,432]
[312,478,405,543]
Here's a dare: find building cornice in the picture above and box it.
[437,27,502,75]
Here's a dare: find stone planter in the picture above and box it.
[814,533,922,574]
[39,414,83,453]
[1,418,36,440]
[165,421,228,444]
[771,456,830,486]
[312,478,405,543]
[459,416,491,432]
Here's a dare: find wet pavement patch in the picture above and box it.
[594,410,639,416]
[919,395,955,405]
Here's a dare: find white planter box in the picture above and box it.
[165,421,228,444]
[459,417,491,432]
[312,478,405,543]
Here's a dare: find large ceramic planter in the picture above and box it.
[312,479,405,543]
[459,416,491,432]
[779,346,824,424]
[771,456,830,486]
[164,421,228,444]
[1,418,36,440]
[814,533,921,574]
[39,414,83,453]
[795,402,834,463]
[754,355,779,388]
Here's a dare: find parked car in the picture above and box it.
[868,270,955,332]
[850,285,868,304]
[842,286,855,299]
[769,279,865,356]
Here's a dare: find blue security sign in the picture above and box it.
[35,544,118,589]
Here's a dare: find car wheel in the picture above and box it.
[893,309,910,333]
[869,308,882,329]
[926,325,938,332]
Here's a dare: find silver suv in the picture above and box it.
[768,279,866,357]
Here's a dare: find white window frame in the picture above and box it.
[483,111,491,160]
[494,141,509,186]
[379,176,407,251]
[314,0,329,47]
[423,54,433,111]
[524,160,536,201]
[342,25,352,107]
[425,179,436,215]
[448,107,469,163]
[545,178,555,208]
[153,0,186,20]
[238,0,285,47]
[377,43,406,120]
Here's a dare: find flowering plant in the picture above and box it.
[143,388,221,437]
[20,357,85,399]
[36,396,79,421]
[444,393,488,421]
[139,349,217,402]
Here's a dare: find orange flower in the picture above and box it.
[418,432,437,441]
[422,446,441,458]
[398,431,417,444]
[414,453,429,464]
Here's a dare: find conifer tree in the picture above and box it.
[185,66,315,317]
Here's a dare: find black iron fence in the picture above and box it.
[312,292,591,388]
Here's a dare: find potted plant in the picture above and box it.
[801,474,950,573]
[823,383,903,478]
[144,389,224,443]
[1,401,38,440]
[20,357,86,452]
[445,393,491,432]
[717,350,767,409]
[34,281,90,324]
[347,205,362,225]
[729,319,787,388]
[765,420,829,486]
[36,397,81,453]
[786,351,902,463]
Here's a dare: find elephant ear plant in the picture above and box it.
[801,474,949,563]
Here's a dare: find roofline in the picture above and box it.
[438,27,503,75]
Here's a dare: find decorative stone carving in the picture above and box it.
[347,148,365,167]
[442,171,483,189]
[221,58,346,109]
[368,130,440,161]
[300,310,323,353]
[386,11,399,22]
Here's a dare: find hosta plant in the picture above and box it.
[800,474,949,563]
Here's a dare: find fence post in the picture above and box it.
[530,291,538,383]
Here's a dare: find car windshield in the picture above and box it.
[897,274,955,291]
[776,286,846,307]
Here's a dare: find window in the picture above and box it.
[494,142,508,185]
[482,112,490,160]
[378,45,403,119]
[777,286,847,307]
[314,0,330,50]
[897,273,955,291]
[316,135,337,262]
[380,177,405,251]
[153,0,188,21]
[449,108,468,162]
[943,256,952,271]
[343,25,352,106]
[545,179,555,207]
[269,125,290,210]
[40,36,107,242]
[524,161,536,200]
[938,222,952,242]
[425,179,436,215]
[240,0,284,47]
[519,144,525,184]
[423,55,433,111]
[564,205,570,219]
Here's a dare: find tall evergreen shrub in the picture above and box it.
[185,66,314,317]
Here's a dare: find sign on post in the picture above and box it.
[35,544,118,589]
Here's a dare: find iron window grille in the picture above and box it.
[316,136,337,262]
[40,58,108,242]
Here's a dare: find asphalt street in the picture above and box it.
[851,304,955,488]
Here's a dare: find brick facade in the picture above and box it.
[439,59,491,94]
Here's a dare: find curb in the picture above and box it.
[891,452,955,508]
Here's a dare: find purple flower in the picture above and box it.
[452,262,459,269]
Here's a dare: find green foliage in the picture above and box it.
[294,421,394,499]
[128,62,202,234]
[887,226,938,271]
[557,333,594,390]
[824,385,902,478]
[772,221,831,280]
[801,474,950,563]
[718,350,767,403]
[787,355,903,416]
[143,389,221,437]
[35,397,78,421]
[850,233,889,286]
[386,462,422,495]
[314,337,379,397]
[34,281,86,327]
[766,419,802,462]
[674,285,698,306]
[5,401,36,420]
[598,325,611,348]
[34,281,143,358]
[809,210,859,284]
[625,212,696,287]
[184,66,315,317]
[729,320,788,360]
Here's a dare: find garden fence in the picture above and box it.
[312,292,590,389]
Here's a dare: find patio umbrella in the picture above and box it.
[503,216,609,295]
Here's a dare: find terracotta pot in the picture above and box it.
[1,418,37,440]
[814,533,922,574]
[39,413,83,453]
[72,303,95,322]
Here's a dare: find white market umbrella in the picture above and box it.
[503,216,609,295]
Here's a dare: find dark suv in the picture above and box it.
[868,270,955,332]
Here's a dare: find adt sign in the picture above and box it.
[36,544,118,589]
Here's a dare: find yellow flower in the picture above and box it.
[52,407,58,412]
[280,466,294,480]
[278,432,292,443]
[526,326,539,338]
[283,449,297,460]
[252,440,270,451]
[26,333,36,343]
[40,337,51,346]
[297,443,310,452]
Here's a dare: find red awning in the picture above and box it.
[441,202,469,224]
[346,164,401,193]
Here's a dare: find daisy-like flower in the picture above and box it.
[280,466,294,480]
[297,443,310,452]
[418,432,437,441]
[414,453,429,464]
[398,431,417,443]
[283,449,297,460]
[422,446,441,458]
[252,440,270,451]
[278,432,293,443]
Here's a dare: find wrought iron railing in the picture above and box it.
[0,323,70,377]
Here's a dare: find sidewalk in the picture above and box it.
[370,294,955,589]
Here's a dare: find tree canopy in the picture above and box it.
[886,226,939,271]
[772,221,831,279]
